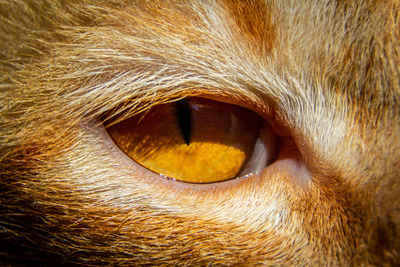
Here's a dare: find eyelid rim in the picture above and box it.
[96,89,312,190]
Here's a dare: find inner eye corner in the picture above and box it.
[102,96,284,184]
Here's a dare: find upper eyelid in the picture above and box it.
[45,24,292,123]
[92,77,270,125]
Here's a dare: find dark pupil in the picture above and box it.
[176,99,191,145]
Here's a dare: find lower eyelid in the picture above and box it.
[84,118,312,234]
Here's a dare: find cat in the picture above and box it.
[0,0,399,265]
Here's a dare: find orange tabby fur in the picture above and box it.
[0,0,399,265]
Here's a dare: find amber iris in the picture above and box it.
[106,98,261,183]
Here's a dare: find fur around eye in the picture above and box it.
[1,0,399,266]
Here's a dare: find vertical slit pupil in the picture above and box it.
[176,99,191,145]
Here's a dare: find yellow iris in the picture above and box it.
[106,98,261,183]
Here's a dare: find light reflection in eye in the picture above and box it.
[105,98,277,183]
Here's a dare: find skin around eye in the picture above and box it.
[105,98,278,183]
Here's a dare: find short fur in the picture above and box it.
[0,0,399,265]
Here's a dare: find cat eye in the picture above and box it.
[105,98,279,183]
